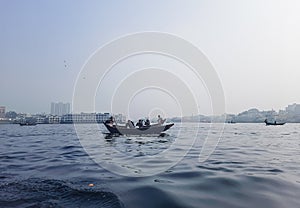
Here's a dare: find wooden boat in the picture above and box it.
[19,117,37,126]
[264,119,285,126]
[19,122,37,126]
[103,122,174,136]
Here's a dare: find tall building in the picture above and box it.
[0,106,5,118]
[50,102,71,116]
[286,103,300,114]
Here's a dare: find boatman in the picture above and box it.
[157,115,166,125]
[105,116,116,127]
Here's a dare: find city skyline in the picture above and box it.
[1,102,300,118]
[2,102,300,125]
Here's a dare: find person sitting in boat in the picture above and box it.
[105,116,116,127]
[130,120,135,127]
[157,115,166,125]
[125,120,135,128]
[136,119,144,128]
[145,118,150,126]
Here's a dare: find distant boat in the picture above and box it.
[19,122,37,126]
[19,117,37,126]
[103,122,174,136]
[227,120,236,124]
[264,119,285,126]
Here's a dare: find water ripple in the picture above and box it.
[1,123,300,207]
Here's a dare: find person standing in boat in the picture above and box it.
[157,115,166,125]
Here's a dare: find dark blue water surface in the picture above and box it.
[1,123,300,208]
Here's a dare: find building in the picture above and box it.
[234,108,278,123]
[0,106,5,118]
[34,114,48,124]
[50,102,71,116]
[46,115,60,124]
[61,113,110,123]
[286,103,300,114]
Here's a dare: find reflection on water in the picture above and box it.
[0,123,300,207]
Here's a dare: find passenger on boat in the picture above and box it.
[136,119,144,128]
[105,116,116,127]
[126,120,135,128]
[130,120,135,127]
[145,119,150,126]
[157,115,165,125]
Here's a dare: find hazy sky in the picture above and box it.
[1,0,300,115]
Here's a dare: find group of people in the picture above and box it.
[126,115,166,129]
[105,115,166,129]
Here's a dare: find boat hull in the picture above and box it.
[265,122,285,126]
[103,123,174,136]
[19,123,37,126]
[264,119,285,126]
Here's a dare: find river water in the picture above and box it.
[0,123,300,208]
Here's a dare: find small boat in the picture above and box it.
[19,121,37,126]
[103,122,174,136]
[19,122,37,126]
[264,119,285,126]
[227,120,236,124]
[19,117,37,126]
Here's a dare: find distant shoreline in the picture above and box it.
[2,121,300,125]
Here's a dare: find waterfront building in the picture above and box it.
[61,113,110,124]
[48,115,61,124]
[34,115,48,124]
[0,106,5,118]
